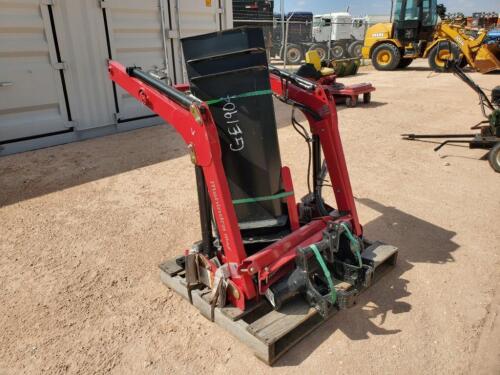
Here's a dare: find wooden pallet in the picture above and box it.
[159,242,398,365]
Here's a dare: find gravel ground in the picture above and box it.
[1,60,499,374]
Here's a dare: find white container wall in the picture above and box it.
[0,0,232,154]
[0,0,73,141]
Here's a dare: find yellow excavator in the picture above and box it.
[362,1,500,73]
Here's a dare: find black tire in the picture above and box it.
[397,58,413,69]
[284,44,303,65]
[488,143,500,173]
[308,44,328,61]
[347,40,363,58]
[330,42,346,59]
[428,42,461,72]
[371,43,401,71]
[346,96,358,107]
[363,92,371,104]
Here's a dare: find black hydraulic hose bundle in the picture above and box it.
[125,66,201,110]
[290,106,330,217]
[291,105,312,194]
[315,161,331,217]
[274,67,330,218]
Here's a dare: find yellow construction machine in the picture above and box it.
[362,1,500,73]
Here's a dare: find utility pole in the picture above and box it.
[283,11,295,70]
[281,0,285,54]
[390,0,394,22]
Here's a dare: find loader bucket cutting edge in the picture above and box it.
[475,44,500,74]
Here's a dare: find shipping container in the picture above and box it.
[0,0,232,155]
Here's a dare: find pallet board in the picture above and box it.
[159,267,329,364]
[159,242,398,365]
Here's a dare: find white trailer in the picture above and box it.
[312,12,368,58]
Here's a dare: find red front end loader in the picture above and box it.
[108,27,397,365]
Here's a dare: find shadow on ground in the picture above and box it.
[404,66,436,72]
[1,95,370,207]
[0,96,319,208]
[403,66,499,75]
[403,138,491,162]
[335,101,388,109]
[0,125,188,207]
[275,198,459,366]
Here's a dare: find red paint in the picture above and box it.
[281,166,299,232]
[109,61,362,310]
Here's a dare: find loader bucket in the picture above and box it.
[474,43,500,74]
[330,58,360,77]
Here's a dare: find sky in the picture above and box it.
[282,0,499,17]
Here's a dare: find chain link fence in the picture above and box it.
[233,8,389,71]
[233,2,499,73]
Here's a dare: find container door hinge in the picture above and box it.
[41,0,55,6]
[52,62,68,70]
[167,30,180,39]
[216,8,223,14]
[98,0,108,9]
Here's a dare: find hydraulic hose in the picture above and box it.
[126,66,200,110]
[314,160,330,217]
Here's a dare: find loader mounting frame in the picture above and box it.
[160,240,397,365]
[108,60,398,364]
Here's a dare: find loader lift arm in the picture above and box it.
[108,61,363,310]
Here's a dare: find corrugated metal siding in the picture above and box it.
[0,0,71,142]
[53,0,115,130]
[178,1,224,37]
[170,0,233,83]
[104,0,166,120]
[0,0,233,152]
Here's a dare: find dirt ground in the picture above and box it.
[1,60,499,374]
